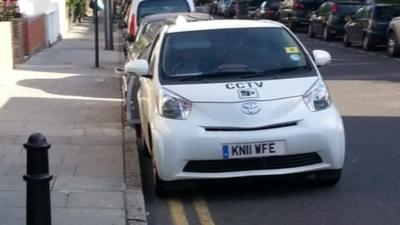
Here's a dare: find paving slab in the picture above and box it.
[0,176,26,191]
[53,208,125,225]
[0,190,67,208]
[75,162,123,177]
[8,164,76,176]
[0,145,23,154]
[0,208,24,225]
[53,176,125,191]
[79,144,123,155]
[67,191,124,209]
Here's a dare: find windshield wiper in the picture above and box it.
[240,65,311,79]
[178,71,258,82]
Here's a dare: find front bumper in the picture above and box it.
[151,106,345,181]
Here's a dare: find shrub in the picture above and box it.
[0,0,22,21]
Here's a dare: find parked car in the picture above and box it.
[278,0,325,30]
[209,0,219,14]
[343,4,400,50]
[216,0,229,16]
[387,16,400,57]
[122,13,213,124]
[248,0,266,17]
[125,19,345,196]
[224,0,239,18]
[126,0,195,39]
[128,12,213,61]
[253,0,280,20]
[308,0,365,40]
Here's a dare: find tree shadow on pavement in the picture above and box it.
[16,74,121,99]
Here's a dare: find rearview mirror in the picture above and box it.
[125,59,149,76]
[312,50,331,67]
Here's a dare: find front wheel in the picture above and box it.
[323,26,332,41]
[387,32,400,57]
[288,20,296,31]
[343,32,351,47]
[154,170,171,197]
[363,34,374,51]
[315,169,342,186]
[308,24,315,38]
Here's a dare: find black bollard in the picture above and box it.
[23,133,52,225]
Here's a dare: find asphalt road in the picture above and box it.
[140,32,400,225]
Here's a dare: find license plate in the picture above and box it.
[222,141,285,159]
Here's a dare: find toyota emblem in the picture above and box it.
[241,102,261,115]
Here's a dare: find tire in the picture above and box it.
[288,20,296,31]
[323,26,332,41]
[315,169,342,186]
[154,170,171,198]
[363,34,374,51]
[138,134,151,158]
[387,32,400,57]
[343,32,351,47]
[308,24,315,38]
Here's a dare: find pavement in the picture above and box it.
[0,19,146,225]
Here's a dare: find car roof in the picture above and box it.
[140,12,212,25]
[166,19,282,33]
[374,3,400,5]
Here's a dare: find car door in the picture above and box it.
[346,6,366,42]
[351,6,371,43]
[138,34,161,148]
[313,2,333,35]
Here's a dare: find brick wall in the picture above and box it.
[12,18,24,64]
[0,21,14,70]
[23,14,46,56]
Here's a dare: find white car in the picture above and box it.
[126,0,195,38]
[126,18,345,195]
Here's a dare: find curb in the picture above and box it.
[123,126,148,225]
[117,28,147,225]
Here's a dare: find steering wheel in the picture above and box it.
[172,61,203,75]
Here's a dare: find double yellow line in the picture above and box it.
[167,196,216,225]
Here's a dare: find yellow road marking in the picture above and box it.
[167,198,189,225]
[193,196,216,225]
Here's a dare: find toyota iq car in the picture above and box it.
[125,18,345,195]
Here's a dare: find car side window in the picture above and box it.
[365,6,372,19]
[139,44,152,60]
[147,34,161,76]
[318,2,332,16]
[354,7,366,20]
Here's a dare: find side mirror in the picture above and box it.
[125,59,150,76]
[312,50,331,67]
[126,34,135,43]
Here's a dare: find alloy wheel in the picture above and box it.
[387,32,400,57]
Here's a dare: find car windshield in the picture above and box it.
[137,0,190,24]
[160,27,313,83]
[374,6,400,20]
[266,0,280,7]
[337,4,364,15]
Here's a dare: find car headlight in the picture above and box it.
[303,80,331,112]
[157,89,192,120]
